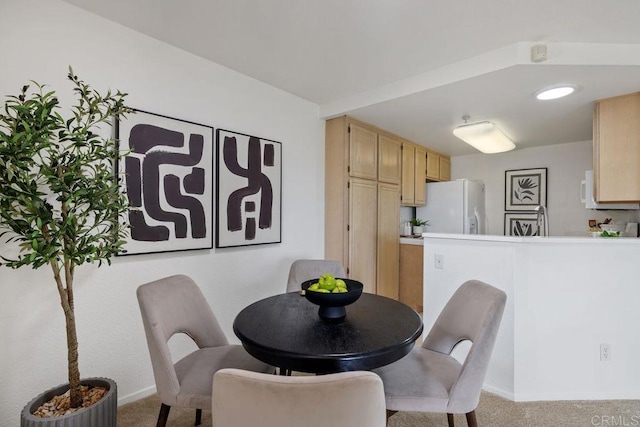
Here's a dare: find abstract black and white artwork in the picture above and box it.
[504,213,544,237]
[505,168,547,211]
[216,129,281,248]
[116,110,214,255]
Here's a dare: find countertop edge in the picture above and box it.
[400,237,424,245]
[422,232,640,244]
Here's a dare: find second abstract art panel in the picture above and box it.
[216,129,282,248]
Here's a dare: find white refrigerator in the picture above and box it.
[415,179,485,234]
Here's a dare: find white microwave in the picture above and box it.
[581,170,639,210]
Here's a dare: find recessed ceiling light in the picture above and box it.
[535,85,575,100]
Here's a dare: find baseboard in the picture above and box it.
[482,384,640,402]
[482,384,514,400]
[118,385,157,406]
[513,391,640,402]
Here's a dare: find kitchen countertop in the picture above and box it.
[400,236,424,245]
[422,232,640,244]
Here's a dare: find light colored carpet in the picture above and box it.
[117,391,640,426]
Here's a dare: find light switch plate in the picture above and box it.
[434,254,444,269]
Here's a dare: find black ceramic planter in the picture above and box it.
[21,377,117,427]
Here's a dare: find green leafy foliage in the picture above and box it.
[410,218,429,226]
[0,67,132,271]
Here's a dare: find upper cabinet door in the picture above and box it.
[401,142,415,205]
[439,156,451,182]
[594,92,640,202]
[426,151,440,180]
[414,146,427,205]
[378,135,402,184]
[349,124,378,180]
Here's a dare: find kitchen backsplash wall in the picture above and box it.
[400,206,414,234]
[451,140,640,237]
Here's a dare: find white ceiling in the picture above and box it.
[62,0,640,156]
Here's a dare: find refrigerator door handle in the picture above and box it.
[473,207,481,234]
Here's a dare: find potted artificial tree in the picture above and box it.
[0,68,131,426]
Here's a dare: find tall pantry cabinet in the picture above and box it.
[325,117,400,298]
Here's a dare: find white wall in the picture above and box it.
[422,238,516,399]
[423,235,640,401]
[513,239,640,400]
[452,141,640,236]
[0,1,324,424]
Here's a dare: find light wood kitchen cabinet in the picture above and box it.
[377,182,400,299]
[348,178,378,294]
[414,146,427,205]
[325,116,399,297]
[399,242,423,313]
[401,142,416,205]
[349,123,378,180]
[426,150,451,182]
[401,142,427,206]
[377,135,402,184]
[439,156,451,181]
[426,151,440,180]
[593,92,640,202]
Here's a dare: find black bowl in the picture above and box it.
[301,278,364,320]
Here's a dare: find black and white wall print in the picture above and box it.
[117,110,214,255]
[504,213,545,237]
[505,168,547,211]
[216,129,282,248]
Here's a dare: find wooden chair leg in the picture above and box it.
[465,410,478,427]
[447,413,455,427]
[195,408,202,426]
[156,403,171,427]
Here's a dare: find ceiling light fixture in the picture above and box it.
[535,85,575,100]
[452,115,516,154]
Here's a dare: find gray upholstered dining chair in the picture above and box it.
[211,368,387,427]
[286,259,346,293]
[137,274,274,427]
[375,279,506,427]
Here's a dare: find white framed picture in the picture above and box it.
[116,109,214,255]
[216,129,282,248]
[504,213,544,236]
[505,168,547,211]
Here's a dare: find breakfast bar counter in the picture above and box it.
[421,233,640,402]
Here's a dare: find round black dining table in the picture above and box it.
[233,291,423,374]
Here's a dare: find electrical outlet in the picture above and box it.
[434,254,444,269]
[600,343,611,361]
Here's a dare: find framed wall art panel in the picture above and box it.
[116,109,214,255]
[216,129,282,248]
[504,213,545,237]
[505,168,547,211]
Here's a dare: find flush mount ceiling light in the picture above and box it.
[535,85,575,100]
[452,116,515,154]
